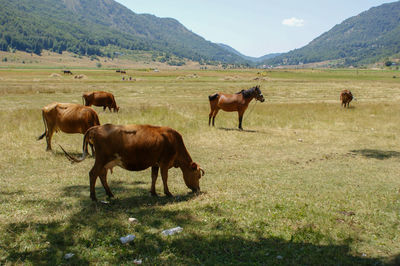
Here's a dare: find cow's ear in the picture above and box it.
[191,162,197,170]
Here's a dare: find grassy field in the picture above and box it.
[0,68,399,265]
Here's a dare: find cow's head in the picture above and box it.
[183,162,204,193]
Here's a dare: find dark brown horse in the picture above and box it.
[208,85,265,130]
[340,89,354,108]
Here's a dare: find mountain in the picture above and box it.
[0,0,247,64]
[263,1,400,67]
[217,43,282,63]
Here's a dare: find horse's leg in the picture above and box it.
[208,109,213,126]
[209,100,217,126]
[238,109,246,130]
[212,108,219,127]
[238,113,243,130]
[103,106,106,111]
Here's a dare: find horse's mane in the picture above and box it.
[235,86,258,98]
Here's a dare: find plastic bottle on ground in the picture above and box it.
[161,226,183,236]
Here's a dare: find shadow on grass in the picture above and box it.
[218,127,259,133]
[0,183,387,265]
[53,150,86,158]
[351,149,400,160]
[341,106,356,109]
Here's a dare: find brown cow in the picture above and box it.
[340,90,354,108]
[60,124,204,201]
[82,91,119,112]
[37,103,100,152]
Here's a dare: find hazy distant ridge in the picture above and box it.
[217,43,282,63]
[263,1,400,66]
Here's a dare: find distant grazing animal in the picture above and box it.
[60,124,205,201]
[37,103,100,152]
[62,70,73,75]
[208,85,265,130]
[120,70,126,74]
[82,91,119,112]
[340,90,354,108]
[116,70,121,73]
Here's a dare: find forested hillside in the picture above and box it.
[263,1,400,67]
[0,0,246,64]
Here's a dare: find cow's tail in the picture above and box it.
[37,110,47,140]
[208,93,219,101]
[82,95,85,105]
[59,128,92,163]
[94,113,100,127]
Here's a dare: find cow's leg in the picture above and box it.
[89,163,102,201]
[212,108,219,127]
[160,167,172,197]
[150,166,159,196]
[89,143,95,157]
[45,124,55,151]
[99,168,114,199]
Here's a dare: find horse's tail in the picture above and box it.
[208,93,219,101]
[37,110,47,140]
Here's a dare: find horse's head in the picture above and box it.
[254,85,265,102]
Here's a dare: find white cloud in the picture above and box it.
[282,17,305,27]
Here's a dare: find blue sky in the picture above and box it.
[115,0,396,57]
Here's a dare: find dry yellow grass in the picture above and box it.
[0,68,399,264]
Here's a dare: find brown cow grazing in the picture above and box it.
[37,103,100,152]
[60,124,205,201]
[340,90,354,108]
[82,91,119,112]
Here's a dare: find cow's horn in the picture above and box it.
[199,167,205,176]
